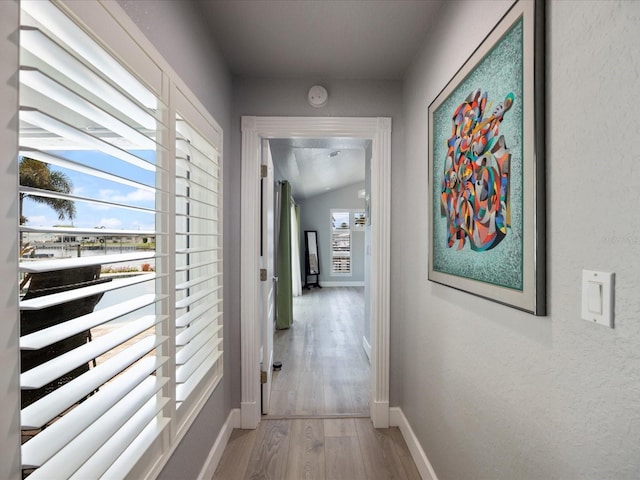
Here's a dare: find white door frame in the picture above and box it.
[240,116,391,429]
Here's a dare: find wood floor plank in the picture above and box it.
[269,388,297,417]
[323,418,357,437]
[324,436,366,480]
[323,377,356,414]
[354,418,413,480]
[295,373,326,416]
[212,428,257,480]
[284,419,325,480]
[243,420,291,480]
[271,355,302,393]
[387,426,423,480]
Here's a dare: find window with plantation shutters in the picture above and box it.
[331,210,352,275]
[17,1,223,478]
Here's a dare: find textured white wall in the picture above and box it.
[400,0,640,478]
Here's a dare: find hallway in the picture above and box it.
[211,287,410,478]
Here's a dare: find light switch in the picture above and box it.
[587,281,602,314]
[581,270,614,328]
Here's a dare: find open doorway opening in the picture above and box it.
[271,286,369,416]
[266,138,372,417]
[240,116,391,429]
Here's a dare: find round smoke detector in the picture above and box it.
[307,85,328,108]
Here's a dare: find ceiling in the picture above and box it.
[197,0,445,80]
[197,0,444,198]
[270,138,370,199]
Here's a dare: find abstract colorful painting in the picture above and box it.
[441,88,515,253]
[428,0,546,315]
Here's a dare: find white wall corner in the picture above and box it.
[196,408,241,480]
[389,407,439,480]
[362,335,371,363]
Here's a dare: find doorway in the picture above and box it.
[268,138,370,417]
[240,116,391,429]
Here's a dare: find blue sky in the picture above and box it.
[22,149,157,232]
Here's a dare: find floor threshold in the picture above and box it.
[262,412,370,420]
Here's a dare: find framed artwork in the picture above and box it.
[428,0,546,315]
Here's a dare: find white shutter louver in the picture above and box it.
[174,109,224,407]
[18,1,170,478]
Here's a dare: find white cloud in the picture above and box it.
[99,218,122,229]
[88,204,111,211]
[132,221,156,232]
[83,189,115,210]
[24,215,48,225]
[99,188,155,204]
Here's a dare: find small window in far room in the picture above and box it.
[331,209,351,275]
[353,210,366,230]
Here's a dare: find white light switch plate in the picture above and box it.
[581,270,615,328]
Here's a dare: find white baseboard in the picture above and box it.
[389,407,438,480]
[362,335,371,363]
[318,281,365,287]
[197,408,241,480]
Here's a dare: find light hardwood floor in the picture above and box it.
[267,287,370,417]
[212,288,422,479]
[212,418,422,480]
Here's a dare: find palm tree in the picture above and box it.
[19,157,76,225]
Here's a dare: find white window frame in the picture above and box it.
[330,209,354,276]
[12,1,224,478]
[1,2,22,478]
[353,210,366,231]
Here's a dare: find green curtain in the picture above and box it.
[276,181,293,329]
